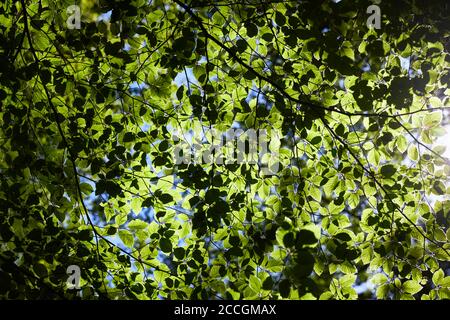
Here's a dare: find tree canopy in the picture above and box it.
[0,0,449,300]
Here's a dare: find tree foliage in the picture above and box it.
[0,0,449,300]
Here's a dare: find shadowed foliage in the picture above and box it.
[0,0,449,300]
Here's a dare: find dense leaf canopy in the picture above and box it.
[0,0,449,300]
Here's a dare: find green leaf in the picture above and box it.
[262,276,274,290]
[159,238,172,253]
[128,220,148,230]
[78,229,92,241]
[368,149,380,166]
[80,182,94,195]
[119,230,134,248]
[311,136,322,145]
[396,135,407,153]
[376,284,389,299]
[297,229,318,246]
[334,232,352,242]
[33,263,48,278]
[160,193,173,204]
[142,197,153,207]
[323,176,339,196]
[123,132,135,142]
[279,279,291,298]
[441,277,450,288]
[319,292,334,300]
[407,145,419,161]
[245,23,258,37]
[432,269,444,286]
[275,11,286,26]
[249,275,261,293]
[371,273,388,285]
[159,140,169,152]
[434,228,446,242]
[380,165,395,178]
[283,232,295,247]
[173,247,185,260]
[403,280,423,294]
[340,274,356,288]
[423,111,442,127]
[310,186,321,202]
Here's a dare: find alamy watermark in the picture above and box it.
[66,264,81,289]
[366,4,381,29]
[64,3,380,31]
[66,5,81,29]
[172,128,280,176]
